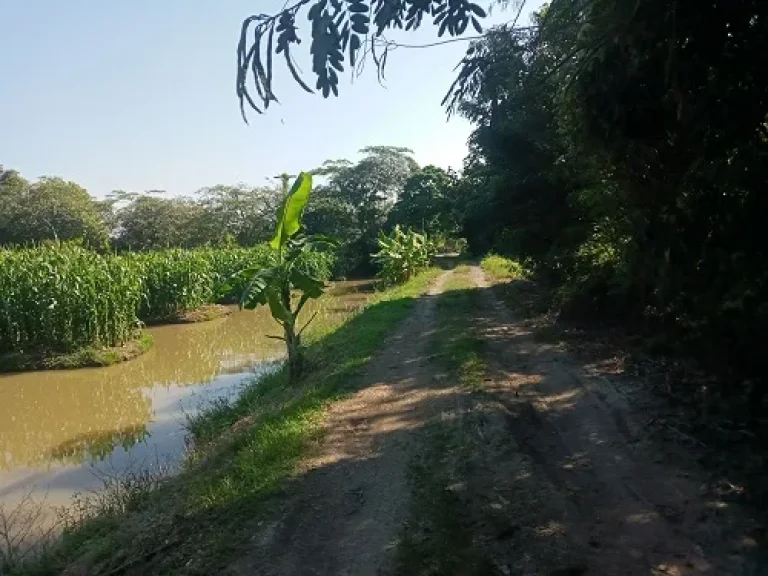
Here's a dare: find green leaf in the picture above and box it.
[271,172,313,249]
[291,269,324,298]
[240,270,270,309]
[266,289,294,325]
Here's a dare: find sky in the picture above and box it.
[0,1,542,197]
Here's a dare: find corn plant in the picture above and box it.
[0,244,142,353]
[229,172,335,382]
[371,225,434,285]
[125,250,218,322]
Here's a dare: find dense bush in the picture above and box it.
[449,2,768,399]
[0,245,142,353]
[479,255,527,281]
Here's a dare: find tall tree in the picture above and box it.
[196,184,283,246]
[389,165,459,235]
[307,146,418,274]
[113,194,205,250]
[0,172,109,248]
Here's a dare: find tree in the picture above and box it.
[196,184,283,246]
[307,146,419,274]
[444,0,768,410]
[389,165,459,235]
[0,172,109,248]
[113,194,205,250]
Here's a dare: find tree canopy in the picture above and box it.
[443,0,768,404]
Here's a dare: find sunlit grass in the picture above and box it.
[480,253,528,281]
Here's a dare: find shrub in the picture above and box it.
[480,254,528,280]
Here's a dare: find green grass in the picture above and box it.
[432,267,486,391]
[395,267,493,575]
[479,253,528,281]
[0,333,153,372]
[15,268,442,576]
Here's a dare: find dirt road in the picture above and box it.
[467,266,762,575]
[234,265,763,575]
[234,269,458,575]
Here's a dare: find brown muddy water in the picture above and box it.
[0,282,373,530]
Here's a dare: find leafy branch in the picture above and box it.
[236,0,494,120]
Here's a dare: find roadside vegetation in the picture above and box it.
[234,0,768,431]
[12,268,441,575]
[372,226,435,285]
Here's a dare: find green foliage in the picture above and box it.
[236,0,489,115]
[306,146,419,276]
[480,255,527,281]
[0,244,142,354]
[196,184,283,246]
[130,246,322,321]
[0,171,109,249]
[389,165,461,236]
[446,0,768,399]
[130,250,218,321]
[236,172,336,381]
[204,245,278,299]
[372,226,435,285]
[111,195,206,251]
[0,240,333,363]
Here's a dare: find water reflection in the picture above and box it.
[0,282,370,478]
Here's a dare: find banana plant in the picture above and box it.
[371,225,435,284]
[228,172,334,382]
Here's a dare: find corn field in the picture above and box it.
[0,245,142,353]
[0,244,335,356]
[129,250,218,321]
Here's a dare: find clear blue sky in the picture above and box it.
[0,1,542,197]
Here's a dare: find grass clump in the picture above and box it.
[16,268,441,575]
[479,254,528,281]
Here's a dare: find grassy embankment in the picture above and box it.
[0,333,154,372]
[14,268,441,575]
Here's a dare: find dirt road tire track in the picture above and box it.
[469,265,761,575]
[232,264,762,575]
[233,269,456,576]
